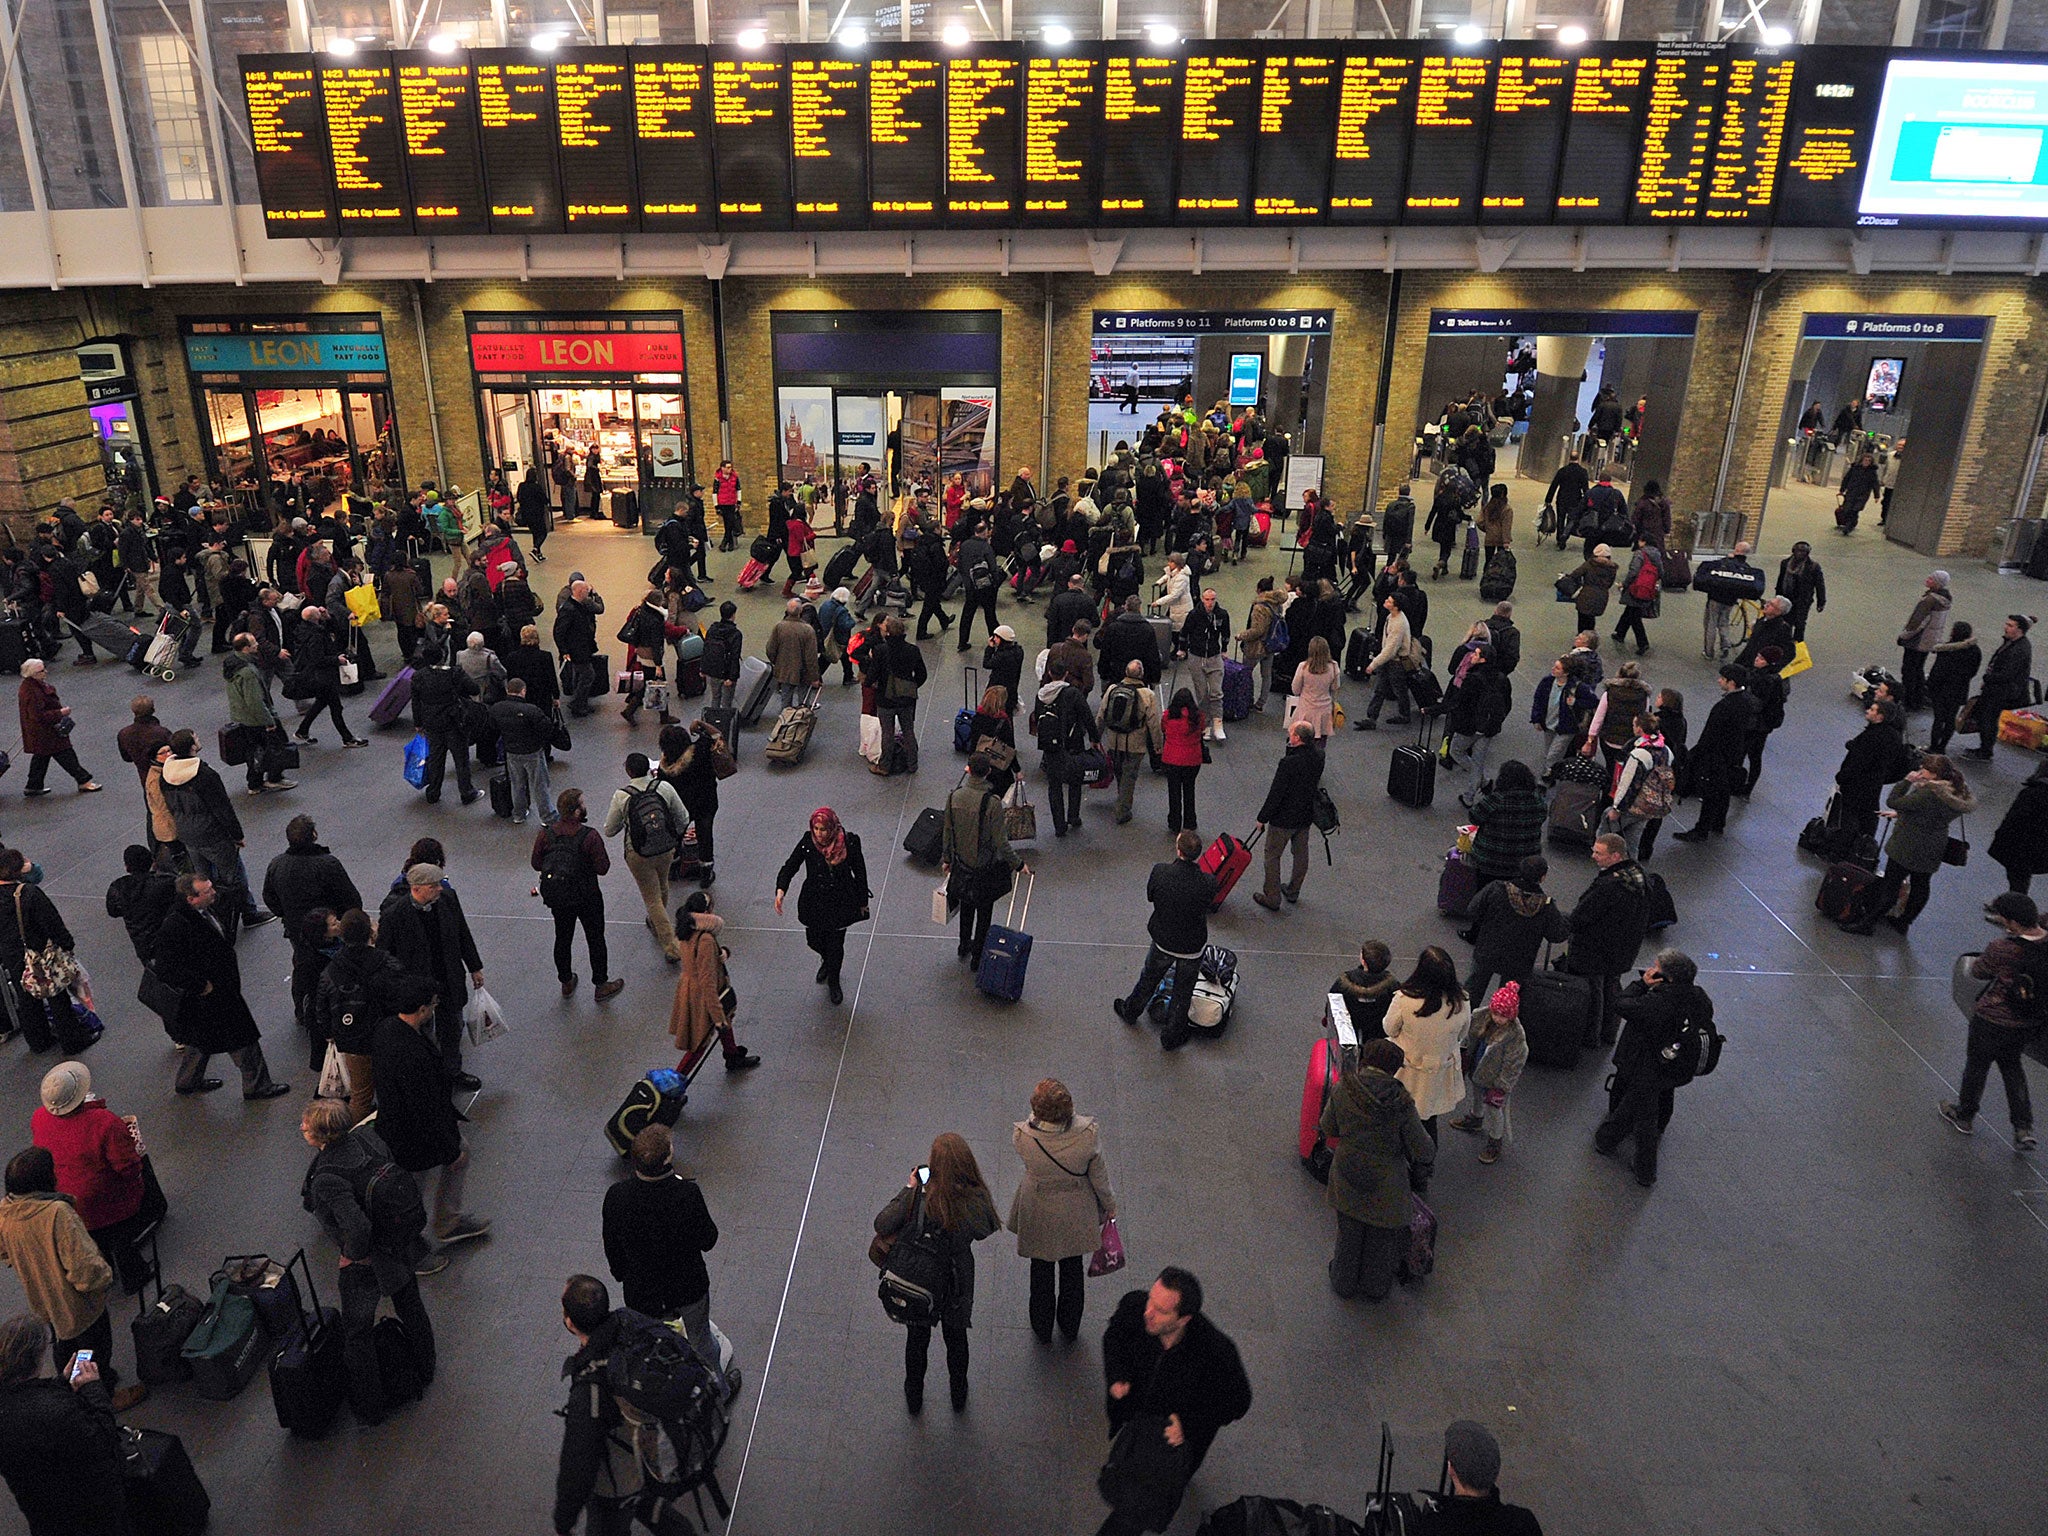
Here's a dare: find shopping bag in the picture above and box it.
[1088,1216,1127,1278]
[317,1043,348,1100]
[1780,640,1813,680]
[462,985,509,1047]
[859,712,884,765]
[402,733,429,790]
[643,682,669,714]
[932,883,950,925]
[343,585,381,625]
[337,659,359,688]
[615,669,644,696]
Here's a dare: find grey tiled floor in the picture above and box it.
[0,501,2044,1536]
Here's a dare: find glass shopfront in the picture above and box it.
[181,317,404,508]
[466,315,691,524]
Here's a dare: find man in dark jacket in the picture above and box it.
[114,695,171,793]
[1096,597,1163,689]
[1412,1420,1546,1535]
[409,646,481,805]
[1734,596,1795,672]
[700,601,744,712]
[502,624,560,716]
[1253,722,1325,912]
[491,678,556,825]
[551,1276,639,1536]
[1045,571,1096,653]
[1097,1267,1253,1536]
[1179,589,1231,741]
[1484,603,1521,677]
[1543,453,1589,548]
[1113,831,1218,1051]
[377,862,485,1091]
[370,976,490,1250]
[300,1096,438,1417]
[1941,892,2048,1147]
[875,617,927,775]
[1673,667,1759,841]
[1738,650,1787,795]
[261,815,362,939]
[552,581,602,717]
[0,1311,131,1536]
[954,524,1001,654]
[1594,949,1714,1187]
[152,873,289,1098]
[104,845,177,966]
[1564,835,1652,1048]
[600,1124,722,1364]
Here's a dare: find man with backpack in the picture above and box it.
[1941,893,2048,1149]
[533,790,621,1001]
[954,521,1002,654]
[1098,661,1163,826]
[300,1097,437,1419]
[1593,949,1719,1188]
[603,754,689,966]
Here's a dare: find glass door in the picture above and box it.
[344,388,404,500]
[204,387,256,485]
[482,388,539,483]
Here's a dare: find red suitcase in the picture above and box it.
[1817,860,1881,923]
[1199,828,1261,911]
[1299,992,1360,1180]
[1250,510,1271,547]
[736,558,768,591]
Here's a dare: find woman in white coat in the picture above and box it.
[1006,1078,1117,1344]
[1151,553,1194,626]
[1383,945,1473,1142]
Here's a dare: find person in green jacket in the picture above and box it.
[1320,1036,1435,1300]
[223,636,293,795]
[941,753,1029,969]
[1841,754,1977,936]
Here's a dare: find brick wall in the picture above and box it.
[0,300,122,535]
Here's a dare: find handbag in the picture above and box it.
[1945,817,1970,867]
[932,883,950,925]
[137,966,185,1024]
[1097,1414,1193,1532]
[710,739,739,779]
[549,705,573,753]
[972,734,1017,772]
[1087,1215,1126,1277]
[1070,747,1109,782]
[1780,640,1814,680]
[1004,780,1037,843]
[14,889,79,999]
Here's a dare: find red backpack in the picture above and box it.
[1627,557,1659,603]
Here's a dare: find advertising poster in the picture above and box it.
[834,394,887,484]
[776,386,833,488]
[940,387,996,496]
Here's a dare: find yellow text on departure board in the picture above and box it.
[791,56,860,158]
[1025,53,1098,192]
[634,56,705,139]
[947,55,1018,197]
[557,58,627,150]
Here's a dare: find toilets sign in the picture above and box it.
[1802,313,1991,342]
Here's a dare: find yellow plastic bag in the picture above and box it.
[1779,640,1813,680]
[344,584,382,625]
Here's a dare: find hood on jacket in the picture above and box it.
[1336,1068,1415,1123]
[162,755,200,787]
[1922,779,1978,814]
[1017,1114,1097,1152]
[1506,885,1550,917]
[1037,678,1068,708]
[223,652,253,683]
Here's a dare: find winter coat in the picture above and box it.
[1478,496,1513,549]
[1468,880,1570,983]
[1318,1068,1434,1229]
[30,1102,141,1232]
[410,661,477,736]
[376,887,483,1006]
[1897,587,1951,653]
[667,918,733,1062]
[1385,991,1472,1120]
[1884,776,1976,875]
[1611,977,1714,1085]
[1619,547,1662,618]
[370,1015,464,1172]
[0,1191,113,1342]
[1926,637,1982,705]
[1693,688,1759,778]
[312,941,409,1056]
[17,678,67,758]
[1237,590,1285,662]
[774,833,871,932]
[1570,555,1618,619]
[1100,1289,1253,1469]
[766,618,821,688]
[1835,722,1913,818]
[1258,740,1325,829]
[0,1374,128,1536]
[1530,673,1597,740]
[873,1176,999,1327]
[1467,787,1547,884]
[1097,611,1163,688]
[601,1170,718,1317]
[1775,556,1826,617]
[982,637,1024,705]
[1484,615,1522,677]
[1006,1116,1117,1262]
[104,870,175,964]
[1468,1015,1530,1097]
[1286,662,1340,738]
[223,652,278,730]
[1632,494,1672,550]
[158,755,241,860]
[1594,678,1651,752]
[1444,664,1509,741]
[1567,861,1651,976]
[1990,767,2048,878]
[301,1124,430,1294]
[1161,708,1205,768]
[1979,634,2035,724]
[261,843,361,940]
[151,900,261,1053]
[0,879,71,979]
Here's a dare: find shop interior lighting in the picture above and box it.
[1452,23,1484,43]
[1042,22,1073,44]
[736,26,768,47]
[838,24,868,46]
[1143,22,1179,44]
[1557,23,1587,44]
[942,21,971,45]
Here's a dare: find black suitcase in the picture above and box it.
[373,1317,425,1410]
[611,489,640,528]
[0,619,26,675]
[1817,860,1880,923]
[268,1250,345,1438]
[130,1227,203,1386]
[122,1426,211,1536]
[1459,524,1480,578]
[700,705,737,755]
[605,1070,686,1155]
[904,806,945,865]
[1344,627,1373,681]
[488,767,514,819]
[1522,960,1594,1069]
[1388,714,1436,809]
[1404,663,1443,713]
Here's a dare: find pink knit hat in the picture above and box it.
[1489,982,1521,1019]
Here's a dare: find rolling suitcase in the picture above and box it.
[0,618,27,675]
[763,688,821,766]
[735,558,768,590]
[268,1250,345,1439]
[1437,848,1478,916]
[368,666,413,726]
[130,1227,203,1386]
[735,656,774,726]
[700,705,737,754]
[611,489,640,528]
[1220,658,1253,721]
[604,1068,687,1155]
[1546,779,1602,845]
[975,874,1035,1002]
[1661,549,1692,590]
[1299,994,1360,1182]
[1197,828,1260,911]
[1250,510,1271,546]
[372,1317,425,1410]
[122,1427,211,1536]
[1521,952,1594,1069]
[1459,523,1481,579]
[677,658,706,698]
[1817,859,1881,923]
[1148,616,1177,664]
[1344,628,1373,681]
[954,665,980,753]
[1388,713,1436,809]
[1479,547,1517,601]
[488,768,514,819]
[903,806,945,865]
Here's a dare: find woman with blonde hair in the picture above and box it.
[1007,1078,1117,1344]
[873,1132,998,1413]
[1288,635,1340,740]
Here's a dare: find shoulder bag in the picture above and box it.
[13,887,79,999]
[1945,816,1970,868]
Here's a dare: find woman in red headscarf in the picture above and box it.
[774,807,871,1005]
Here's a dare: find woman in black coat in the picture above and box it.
[774,807,870,1005]
[1990,759,2048,895]
[515,467,552,561]
[0,1315,131,1536]
[152,878,287,1097]
[287,608,364,746]
[1834,699,1912,840]
[1925,623,1982,755]
[871,1133,998,1415]
[1968,616,2035,760]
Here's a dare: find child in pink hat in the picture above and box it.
[1452,983,1529,1165]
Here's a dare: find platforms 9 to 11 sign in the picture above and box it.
[243,41,2045,239]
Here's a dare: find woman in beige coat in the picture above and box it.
[665,891,761,1081]
[1383,946,1473,1140]
[1006,1078,1117,1344]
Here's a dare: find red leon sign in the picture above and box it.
[467,331,684,373]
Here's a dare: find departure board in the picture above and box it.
[321,57,410,232]
[789,51,867,228]
[556,50,636,230]
[1327,49,1418,224]
[1632,46,1723,221]
[1021,51,1099,223]
[1773,46,1884,229]
[474,50,564,233]
[946,51,1023,222]
[868,50,943,225]
[631,47,715,232]
[711,51,792,228]
[1479,52,1568,223]
[1097,50,1179,222]
[243,55,336,237]
[1406,51,1492,223]
[395,51,487,233]
[1554,48,1651,222]
[1252,51,1338,222]
[1702,49,1793,220]
[1178,51,1257,223]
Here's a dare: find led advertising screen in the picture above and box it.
[1859,56,2048,226]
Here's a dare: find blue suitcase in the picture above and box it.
[954,664,981,753]
[1221,658,1253,721]
[975,874,1035,1002]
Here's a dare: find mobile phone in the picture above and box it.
[68,1350,92,1379]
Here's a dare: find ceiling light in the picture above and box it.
[942,22,971,45]
[1761,24,1792,43]
[1144,23,1179,44]
[1042,22,1073,45]
[838,24,868,46]
[530,30,562,50]
[1453,23,1484,44]
[1557,23,1587,45]
[325,36,357,55]
[426,33,460,54]
[735,26,767,47]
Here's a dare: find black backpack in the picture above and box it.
[878,1182,956,1328]
[1102,683,1145,736]
[599,1311,731,1500]
[353,1131,429,1251]
[624,785,679,858]
[2004,937,2048,1023]
[537,827,587,907]
[1661,1001,1726,1086]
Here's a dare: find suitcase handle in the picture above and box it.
[282,1246,322,1328]
[1003,870,1034,932]
[132,1222,165,1315]
[962,664,980,711]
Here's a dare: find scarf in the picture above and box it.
[810,807,847,867]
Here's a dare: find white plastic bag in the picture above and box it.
[463,984,509,1047]
[318,1042,349,1099]
[338,658,359,687]
[932,882,949,924]
[859,712,883,765]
